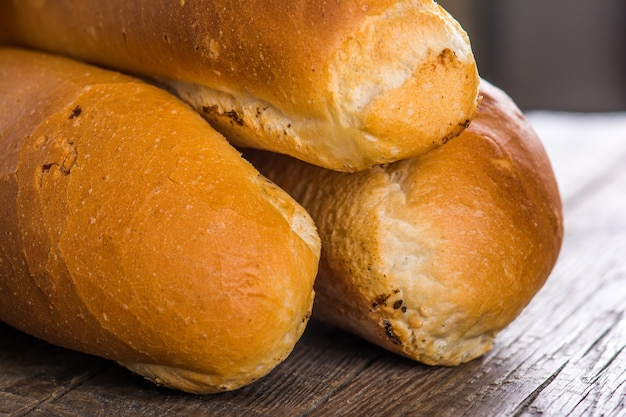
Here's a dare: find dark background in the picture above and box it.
[438,0,626,112]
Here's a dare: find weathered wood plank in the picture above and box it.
[527,112,626,202]
[0,326,112,416]
[1,321,385,417]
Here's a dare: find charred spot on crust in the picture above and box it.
[437,48,457,66]
[224,110,244,126]
[302,311,312,323]
[375,294,391,306]
[40,140,77,182]
[38,163,55,188]
[69,105,82,119]
[393,300,403,310]
[202,105,244,127]
[436,119,472,146]
[40,163,55,176]
[372,293,391,309]
[202,104,218,114]
[382,319,402,345]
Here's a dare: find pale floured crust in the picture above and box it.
[0,0,479,171]
[245,80,563,365]
[0,48,320,393]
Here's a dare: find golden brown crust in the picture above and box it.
[0,0,479,170]
[0,47,320,393]
[245,80,563,365]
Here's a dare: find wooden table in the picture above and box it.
[2,112,625,416]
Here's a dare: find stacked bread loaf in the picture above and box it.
[244,79,563,365]
[0,0,563,394]
[0,47,320,394]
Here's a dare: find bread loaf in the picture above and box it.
[0,0,480,171]
[0,47,320,394]
[245,80,564,365]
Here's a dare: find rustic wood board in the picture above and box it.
[1,112,626,416]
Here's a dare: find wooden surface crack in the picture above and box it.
[511,360,569,417]
[10,364,111,417]
[581,310,624,359]
[585,344,625,388]
[299,353,385,416]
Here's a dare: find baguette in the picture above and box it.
[0,0,480,171]
[0,47,320,394]
[244,80,564,365]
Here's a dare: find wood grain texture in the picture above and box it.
[1,113,625,416]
